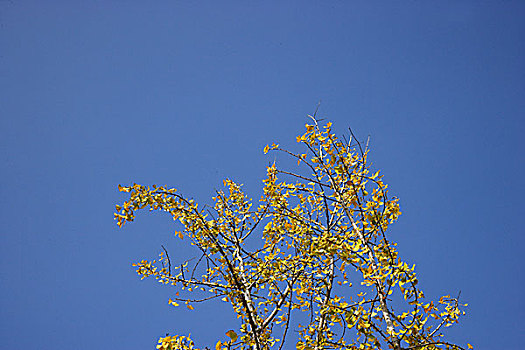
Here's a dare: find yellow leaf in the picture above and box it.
[215,340,222,350]
[263,145,269,154]
[118,184,130,192]
[467,344,473,349]
[176,231,183,239]
[225,330,238,342]
[187,304,194,310]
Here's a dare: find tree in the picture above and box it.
[115,117,470,350]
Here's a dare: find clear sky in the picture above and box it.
[1,1,524,349]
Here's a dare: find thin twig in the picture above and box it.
[161,245,171,275]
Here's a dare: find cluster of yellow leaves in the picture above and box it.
[116,118,469,350]
[157,334,198,350]
[156,331,242,350]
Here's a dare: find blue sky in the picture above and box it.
[1,1,524,349]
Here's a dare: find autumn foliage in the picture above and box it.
[115,118,470,350]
